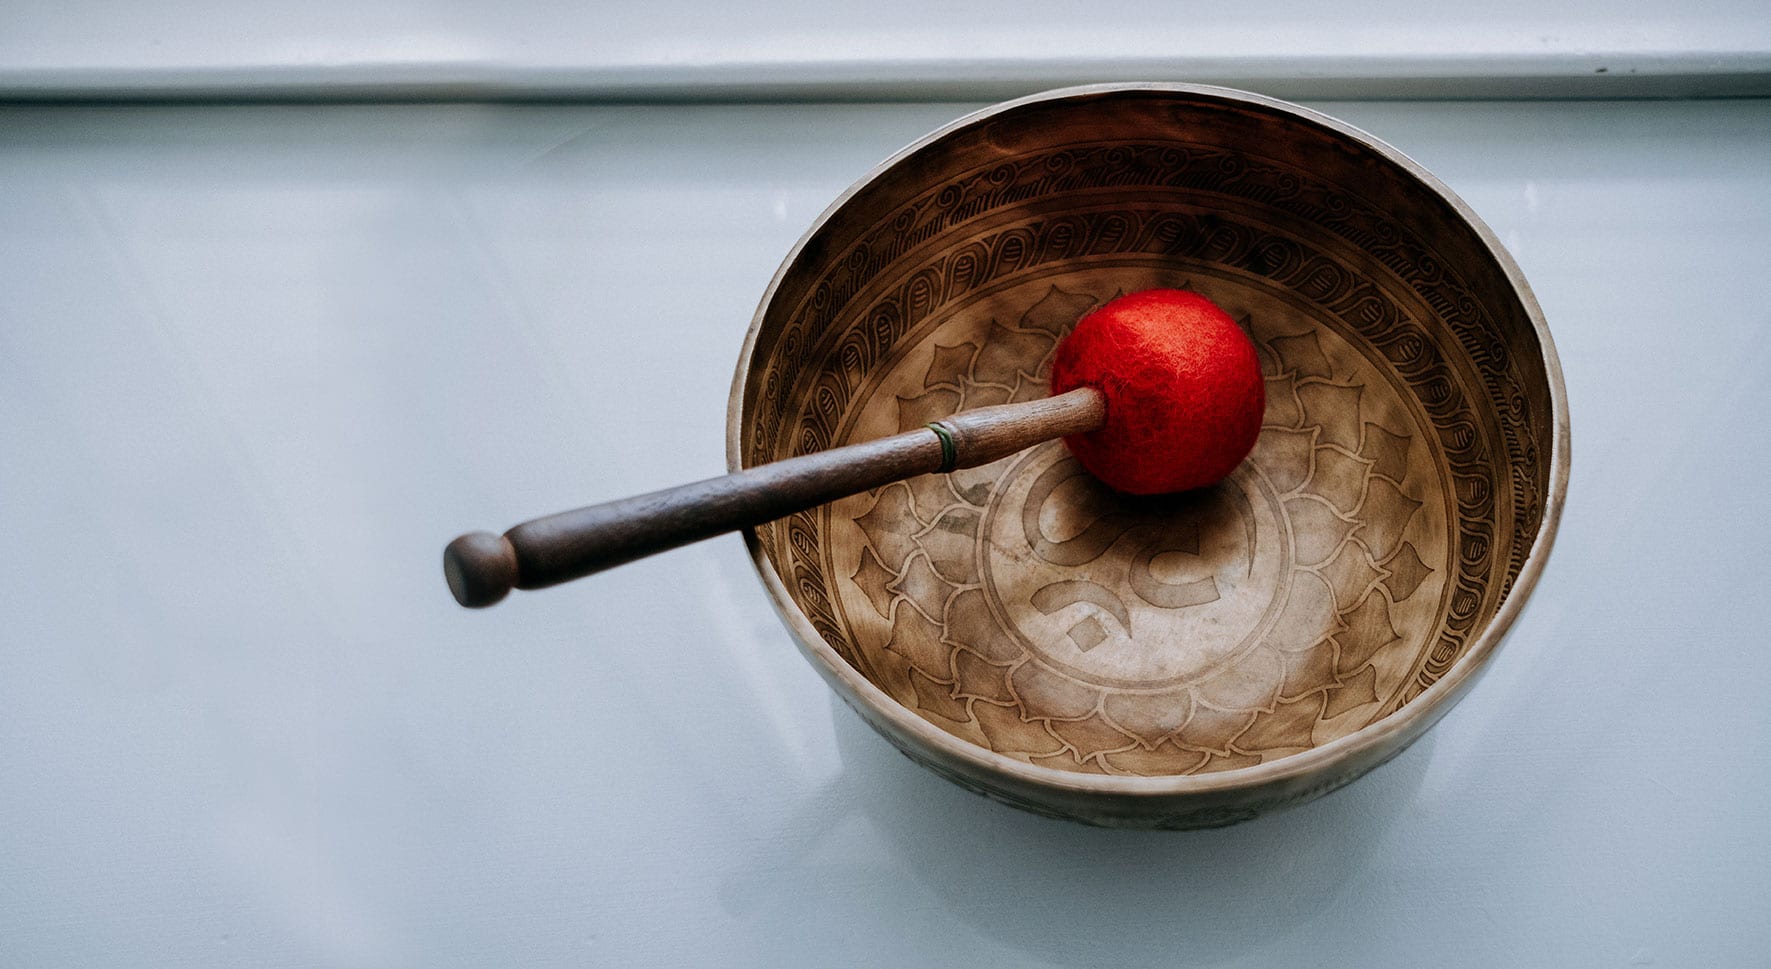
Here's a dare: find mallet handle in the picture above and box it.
[443,386,1105,607]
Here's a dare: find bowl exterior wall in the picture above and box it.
[733,84,1567,827]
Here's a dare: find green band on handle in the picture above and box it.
[926,421,959,473]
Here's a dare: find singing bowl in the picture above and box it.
[728,84,1568,828]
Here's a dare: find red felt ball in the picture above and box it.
[1050,289,1265,494]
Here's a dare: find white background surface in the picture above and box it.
[4,0,1771,97]
[3,95,1770,966]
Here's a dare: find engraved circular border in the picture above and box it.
[798,213,1482,713]
[811,249,1457,754]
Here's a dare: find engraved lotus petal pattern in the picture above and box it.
[830,282,1449,775]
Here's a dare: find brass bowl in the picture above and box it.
[728,84,1569,828]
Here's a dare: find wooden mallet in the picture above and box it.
[444,289,1264,608]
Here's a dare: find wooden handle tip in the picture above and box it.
[444,531,520,608]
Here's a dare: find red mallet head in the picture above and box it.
[1050,289,1265,494]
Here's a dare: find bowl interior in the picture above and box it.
[735,88,1557,779]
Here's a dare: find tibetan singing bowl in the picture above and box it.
[729,84,1569,829]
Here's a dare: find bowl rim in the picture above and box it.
[727,82,1570,798]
